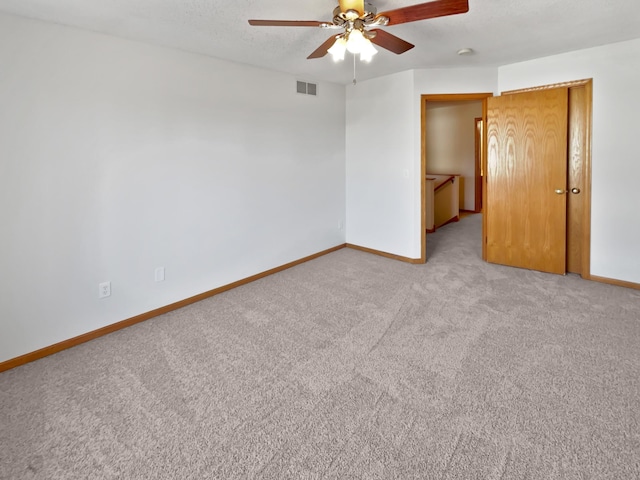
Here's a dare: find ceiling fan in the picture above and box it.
[249,0,469,62]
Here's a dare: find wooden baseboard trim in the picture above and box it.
[346,243,423,264]
[0,244,347,373]
[589,275,640,291]
[441,216,460,227]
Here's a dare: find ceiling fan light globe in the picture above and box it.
[330,50,346,62]
[328,37,347,61]
[360,52,373,62]
[346,29,367,54]
[360,41,378,62]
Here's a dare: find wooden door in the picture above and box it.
[566,86,587,274]
[485,88,569,274]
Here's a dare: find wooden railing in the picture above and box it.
[434,175,456,193]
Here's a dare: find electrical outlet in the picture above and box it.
[338,220,344,230]
[99,281,111,299]
[155,267,165,282]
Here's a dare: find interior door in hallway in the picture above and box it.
[566,85,588,274]
[485,88,569,274]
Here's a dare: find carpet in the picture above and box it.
[1,213,639,479]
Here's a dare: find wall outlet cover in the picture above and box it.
[99,281,111,298]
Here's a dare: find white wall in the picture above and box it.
[425,101,483,211]
[0,13,346,363]
[498,38,640,284]
[345,70,417,258]
[413,68,498,96]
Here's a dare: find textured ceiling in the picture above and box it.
[1,0,639,84]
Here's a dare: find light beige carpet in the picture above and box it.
[1,214,639,479]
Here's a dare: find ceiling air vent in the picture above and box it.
[296,81,317,96]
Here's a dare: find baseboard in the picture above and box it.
[439,216,460,228]
[346,243,424,264]
[428,215,461,234]
[0,244,347,373]
[589,275,640,291]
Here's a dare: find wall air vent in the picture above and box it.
[296,81,317,96]
[307,83,317,96]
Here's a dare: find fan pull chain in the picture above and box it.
[353,53,357,86]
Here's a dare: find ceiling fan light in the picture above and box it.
[346,29,367,54]
[328,37,347,61]
[359,40,378,62]
[360,52,373,63]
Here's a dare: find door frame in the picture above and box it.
[485,79,593,277]
[420,93,493,262]
[474,117,483,213]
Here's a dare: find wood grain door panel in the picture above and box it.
[567,86,587,274]
[486,88,569,274]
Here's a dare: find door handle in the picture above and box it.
[555,188,581,195]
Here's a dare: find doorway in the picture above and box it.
[420,93,492,262]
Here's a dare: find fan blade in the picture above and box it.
[378,0,469,26]
[308,36,339,59]
[248,20,327,27]
[369,29,415,54]
[339,0,365,16]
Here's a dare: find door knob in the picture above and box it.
[554,189,566,194]
[571,188,581,194]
